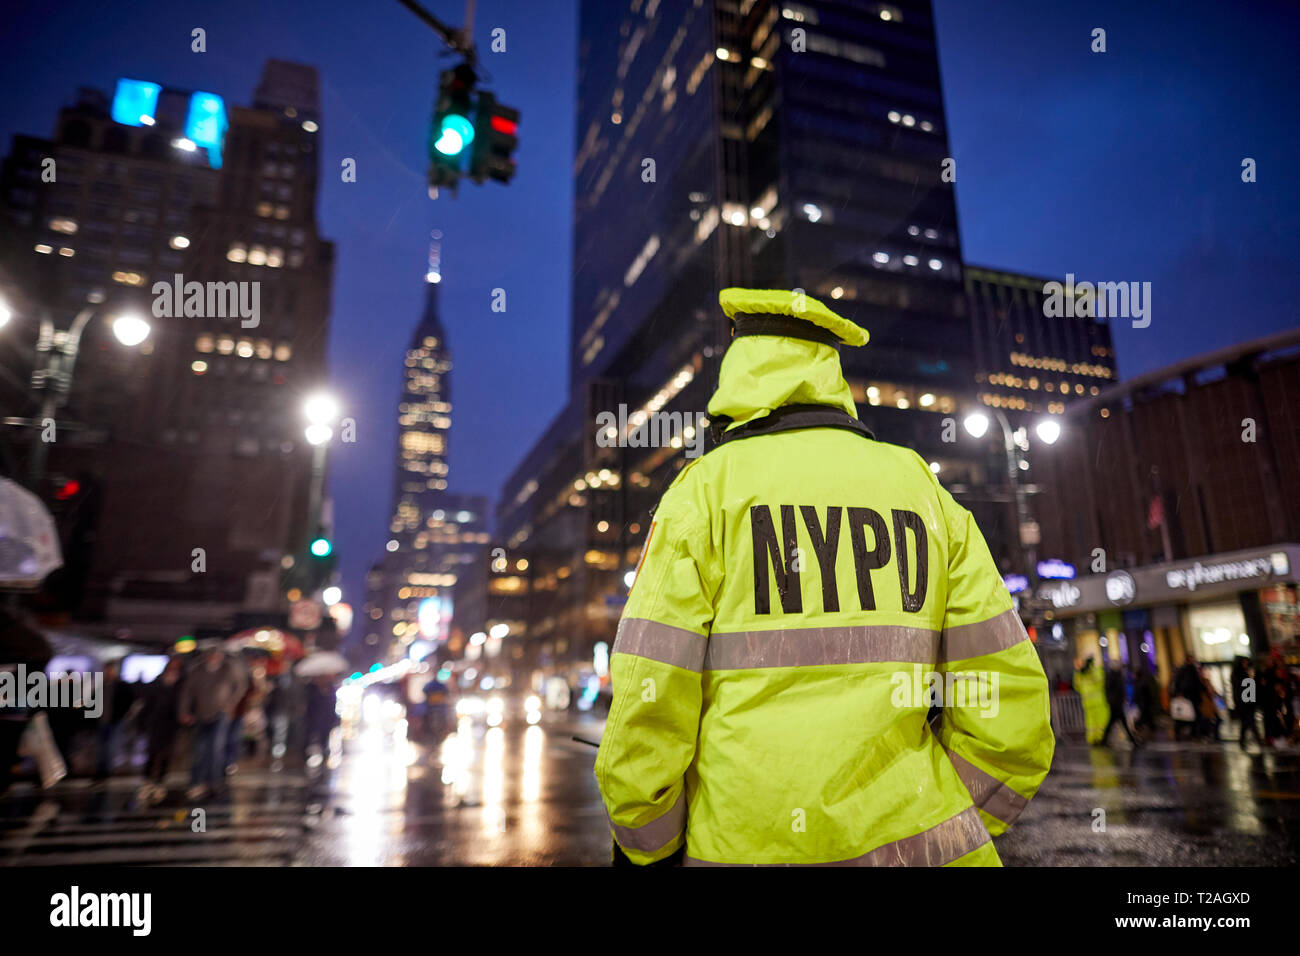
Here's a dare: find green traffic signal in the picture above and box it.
[434,113,474,156]
[310,537,333,558]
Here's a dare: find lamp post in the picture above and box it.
[0,292,152,489]
[962,409,1062,588]
[302,391,340,535]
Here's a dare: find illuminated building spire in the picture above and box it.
[417,229,444,341]
[425,228,442,284]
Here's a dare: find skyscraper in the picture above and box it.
[964,266,1117,419]
[0,61,335,643]
[496,0,981,680]
[360,233,488,664]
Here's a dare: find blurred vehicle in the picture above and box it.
[454,692,543,728]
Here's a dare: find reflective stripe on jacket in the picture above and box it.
[594,332,1054,866]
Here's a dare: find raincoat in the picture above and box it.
[1073,662,1109,745]
[595,289,1054,866]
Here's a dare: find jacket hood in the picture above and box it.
[707,335,858,429]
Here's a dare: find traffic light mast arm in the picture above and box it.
[395,0,477,64]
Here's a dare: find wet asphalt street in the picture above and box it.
[2,711,1298,866]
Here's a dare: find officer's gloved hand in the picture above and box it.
[611,841,685,868]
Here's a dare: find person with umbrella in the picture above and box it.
[0,478,61,792]
[295,649,348,766]
[179,643,240,799]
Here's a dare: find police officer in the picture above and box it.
[595,289,1054,866]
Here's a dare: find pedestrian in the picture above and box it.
[1171,655,1203,741]
[1133,662,1158,734]
[1196,665,1221,740]
[1074,656,1109,746]
[222,652,251,774]
[1231,656,1261,751]
[93,660,137,780]
[1260,653,1292,747]
[303,675,338,765]
[594,289,1054,866]
[179,646,239,800]
[423,677,451,740]
[138,657,184,802]
[239,663,269,764]
[0,606,53,795]
[1101,660,1140,748]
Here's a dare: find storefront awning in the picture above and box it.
[1036,544,1298,616]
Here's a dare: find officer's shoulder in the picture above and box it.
[664,454,708,493]
[864,437,937,475]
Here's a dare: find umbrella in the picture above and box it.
[227,627,289,654]
[0,478,62,588]
[295,650,350,677]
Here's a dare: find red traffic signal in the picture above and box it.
[469,90,520,185]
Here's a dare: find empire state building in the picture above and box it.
[362,232,488,660]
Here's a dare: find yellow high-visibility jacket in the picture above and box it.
[1073,665,1110,745]
[595,295,1054,866]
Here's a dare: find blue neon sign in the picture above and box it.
[1036,559,1077,580]
[111,79,161,127]
[1003,574,1029,594]
[185,91,228,168]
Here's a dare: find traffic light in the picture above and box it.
[309,535,332,558]
[428,62,477,195]
[469,90,520,185]
[41,473,99,614]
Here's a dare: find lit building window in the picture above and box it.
[274,343,291,361]
[195,334,214,353]
[191,360,208,374]
[227,243,247,263]
[49,218,78,234]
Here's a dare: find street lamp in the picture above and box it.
[303,392,340,430]
[1,293,152,488]
[1034,418,1062,445]
[962,411,990,439]
[110,312,151,347]
[963,407,1065,590]
[300,390,341,587]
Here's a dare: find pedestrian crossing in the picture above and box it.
[0,770,312,866]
